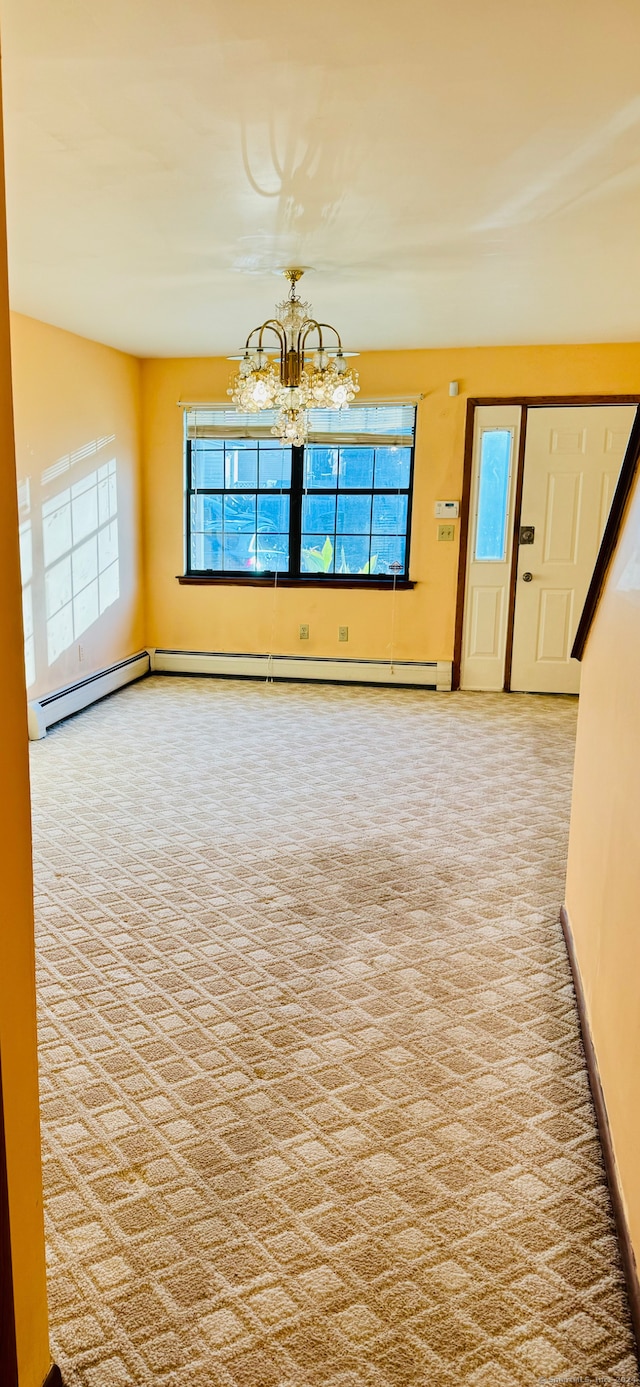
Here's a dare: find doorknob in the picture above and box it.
[522,571,533,582]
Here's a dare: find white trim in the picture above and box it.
[460,406,522,692]
[150,648,452,691]
[28,651,150,740]
[26,648,452,743]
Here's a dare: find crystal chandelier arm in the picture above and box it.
[315,323,344,351]
[299,321,344,356]
[298,319,323,354]
[244,320,286,352]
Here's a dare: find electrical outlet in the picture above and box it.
[299,624,309,640]
[338,626,349,642]
[438,524,455,542]
[78,643,85,662]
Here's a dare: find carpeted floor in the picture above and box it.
[31,676,638,1387]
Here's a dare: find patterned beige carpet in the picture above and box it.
[30,676,638,1387]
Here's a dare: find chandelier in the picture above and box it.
[228,269,359,445]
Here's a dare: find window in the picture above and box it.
[474,428,514,562]
[189,438,292,574]
[185,405,415,581]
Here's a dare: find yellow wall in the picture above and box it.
[565,463,640,1263]
[0,109,51,1387]
[10,313,144,701]
[141,344,640,661]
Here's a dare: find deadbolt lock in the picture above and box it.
[522,571,533,582]
[520,525,535,545]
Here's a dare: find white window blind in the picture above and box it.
[185,404,415,447]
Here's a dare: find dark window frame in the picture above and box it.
[185,432,416,584]
[187,436,294,579]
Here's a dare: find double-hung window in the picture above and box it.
[185,405,415,582]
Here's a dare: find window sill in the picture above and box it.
[177,574,415,590]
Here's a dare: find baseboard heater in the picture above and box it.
[28,651,151,740]
[150,648,452,691]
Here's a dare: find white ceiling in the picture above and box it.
[2,0,640,357]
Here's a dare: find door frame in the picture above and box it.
[453,395,640,691]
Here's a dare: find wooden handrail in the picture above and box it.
[572,405,640,661]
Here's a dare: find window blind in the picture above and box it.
[185,404,415,447]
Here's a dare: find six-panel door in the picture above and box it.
[510,405,635,694]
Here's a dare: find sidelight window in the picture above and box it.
[474,428,514,562]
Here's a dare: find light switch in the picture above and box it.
[438,524,455,542]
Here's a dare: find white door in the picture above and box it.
[461,406,521,690]
[510,405,635,694]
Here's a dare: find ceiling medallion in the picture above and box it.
[228,269,359,445]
